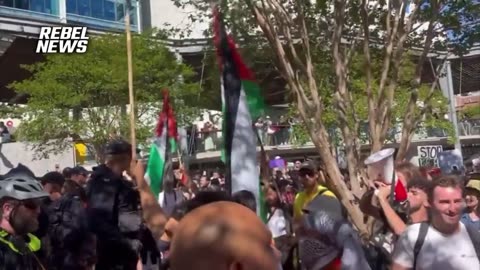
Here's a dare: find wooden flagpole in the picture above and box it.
[125,0,136,158]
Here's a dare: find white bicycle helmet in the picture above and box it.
[0,173,49,200]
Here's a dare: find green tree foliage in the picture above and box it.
[459,105,480,120]
[10,30,201,161]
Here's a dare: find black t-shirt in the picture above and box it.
[86,165,141,269]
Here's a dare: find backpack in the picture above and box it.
[413,222,480,269]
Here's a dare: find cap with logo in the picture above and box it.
[300,160,317,172]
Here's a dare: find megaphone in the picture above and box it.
[364,148,396,184]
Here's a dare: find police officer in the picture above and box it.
[0,172,50,270]
[86,139,142,270]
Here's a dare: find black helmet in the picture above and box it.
[104,139,132,156]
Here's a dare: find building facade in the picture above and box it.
[0,0,141,57]
[0,0,141,32]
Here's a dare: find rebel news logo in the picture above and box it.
[36,27,89,54]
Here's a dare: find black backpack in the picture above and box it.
[413,222,480,269]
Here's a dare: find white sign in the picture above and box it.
[417,145,443,167]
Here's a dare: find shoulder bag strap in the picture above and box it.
[413,222,429,269]
[465,224,480,261]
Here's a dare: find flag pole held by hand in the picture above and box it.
[125,0,136,158]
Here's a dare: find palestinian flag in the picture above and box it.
[145,89,178,199]
[213,7,266,220]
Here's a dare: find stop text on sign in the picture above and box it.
[417,145,443,167]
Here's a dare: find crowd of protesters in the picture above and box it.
[0,138,479,270]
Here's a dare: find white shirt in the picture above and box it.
[392,222,480,270]
[267,208,288,238]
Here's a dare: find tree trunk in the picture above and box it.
[310,126,369,237]
[244,0,369,237]
[94,143,106,164]
[72,107,82,121]
[370,137,384,154]
[396,127,414,161]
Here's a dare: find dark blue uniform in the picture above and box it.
[86,164,141,270]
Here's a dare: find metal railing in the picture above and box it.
[185,119,480,155]
[185,124,306,155]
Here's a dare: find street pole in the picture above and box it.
[125,0,136,158]
[445,60,463,160]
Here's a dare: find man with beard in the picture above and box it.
[392,175,480,270]
[405,178,430,224]
[0,173,50,270]
[70,166,90,187]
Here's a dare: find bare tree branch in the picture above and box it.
[397,1,441,160]
[296,0,322,112]
[377,1,404,100]
[361,0,376,149]
[245,0,313,110]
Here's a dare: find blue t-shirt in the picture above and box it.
[460,213,480,231]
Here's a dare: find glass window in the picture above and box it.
[30,0,44,13]
[45,0,52,14]
[14,0,28,9]
[104,0,115,21]
[116,1,124,22]
[129,8,136,26]
[91,0,103,18]
[66,0,76,13]
[77,0,90,16]
[0,0,14,8]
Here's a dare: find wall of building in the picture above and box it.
[142,0,208,39]
[0,0,140,32]
[0,141,75,176]
[456,92,480,110]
